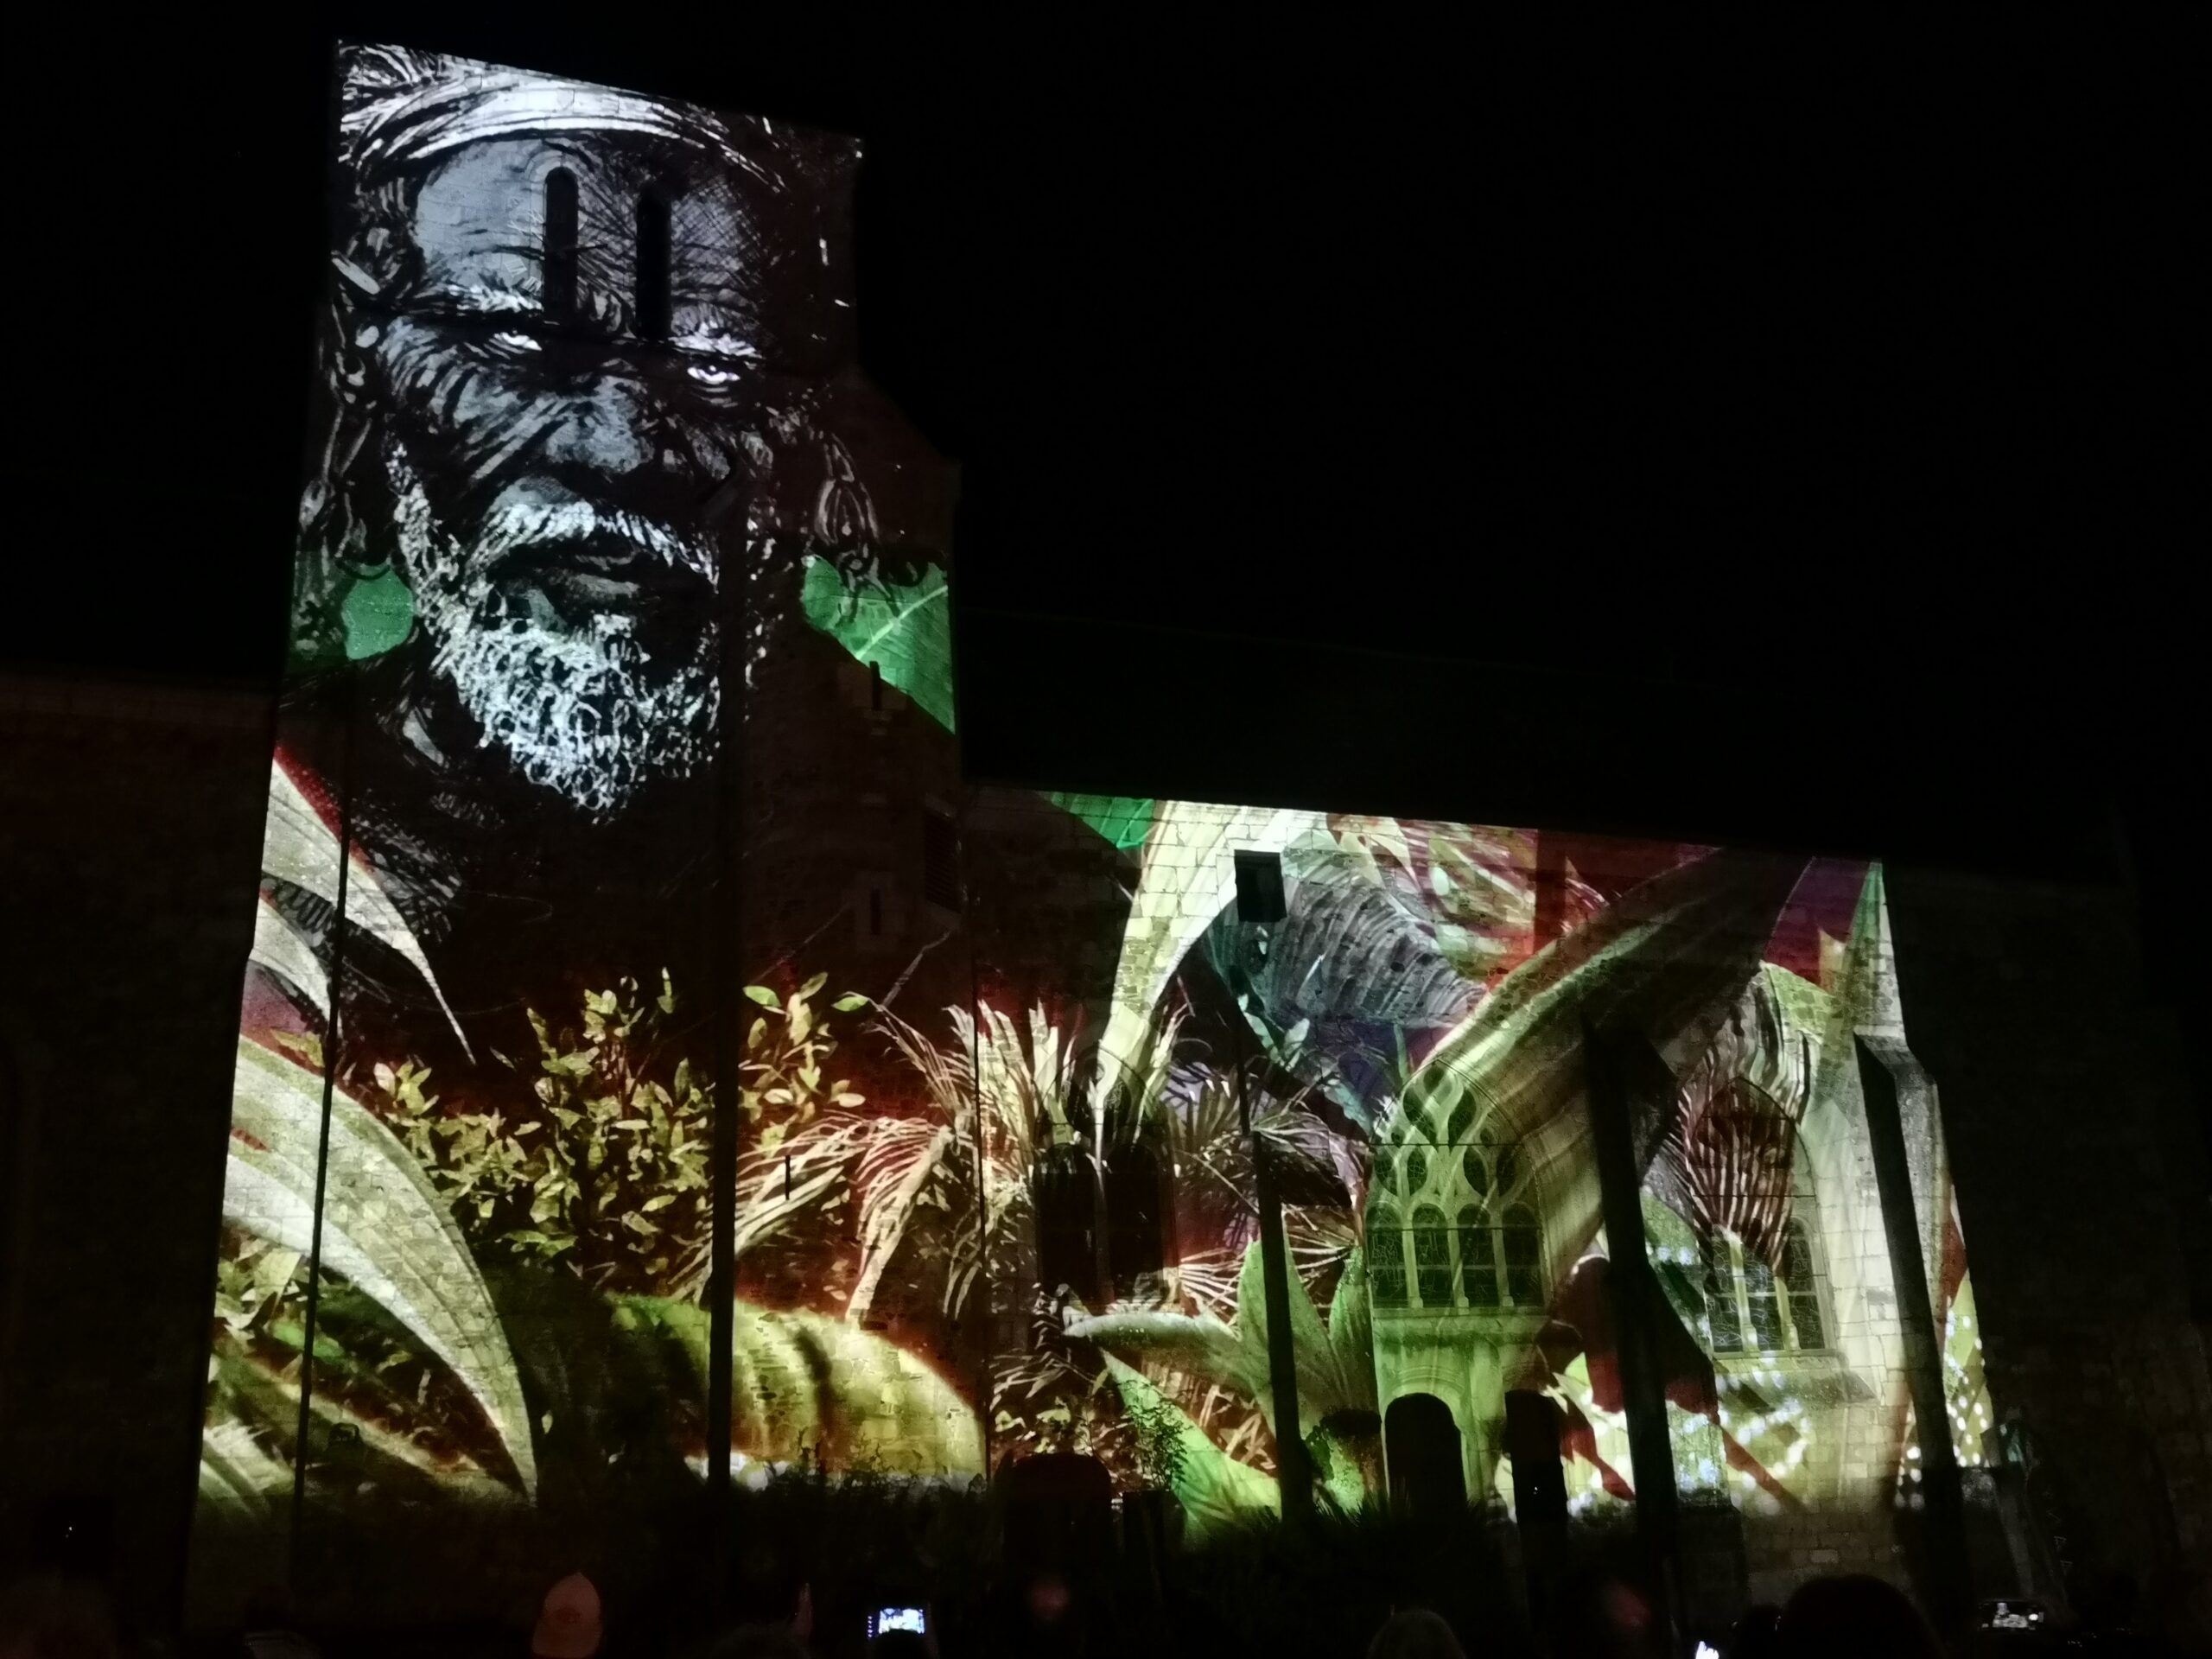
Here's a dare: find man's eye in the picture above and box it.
[687,362,741,388]
[491,330,542,353]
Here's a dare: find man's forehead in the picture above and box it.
[410,137,751,236]
[335,49,856,356]
[405,137,760,287]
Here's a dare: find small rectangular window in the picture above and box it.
[543,168,578,323]
[1233,849,1286,925]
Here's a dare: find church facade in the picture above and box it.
[186,41,2031,1630]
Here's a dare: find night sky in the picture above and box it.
[11,13,2192,954]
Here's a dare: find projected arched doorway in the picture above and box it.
[1503,1389,1568,1529]
[1385,1393,1465,1522]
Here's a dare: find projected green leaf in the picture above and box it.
[1102,1356,1278,1542]
[1044,792,1154,850]
[223,1037,539,1497]
[341,567,416,659]
[800,557,955,731]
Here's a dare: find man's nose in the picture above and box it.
[537,368,689,486]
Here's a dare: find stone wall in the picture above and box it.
[0,672,274,1618]
[1889,865,2210,1605]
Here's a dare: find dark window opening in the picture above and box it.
[922,810,961,910]
[1105,1147,1165,1295]
[543,168,578,323]
[1413,1205,1453,1306]
[635,188,672,340]
[1034,1149,1101,1305]
[1232,849,1286,925]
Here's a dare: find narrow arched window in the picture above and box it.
[1033,1147,1100,1306]
[1368,1208,1407,1309]
[543,167,578,323]
[635,188,672,340]
[1104,1146,1165,1296]
[1781,1219,1826,1349]
[1704,1236,1744,1352]
[1502,1203,1543,1308]
[1456,1205,1497,1308]
[1412,1205,1453,1307]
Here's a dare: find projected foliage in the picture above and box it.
[198,40,1993,1618]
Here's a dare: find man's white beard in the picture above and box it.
[386,448,721,819]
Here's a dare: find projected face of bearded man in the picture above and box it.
[341,123,785,817]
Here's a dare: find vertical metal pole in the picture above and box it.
[1233,958,1309,1523]
[289,680,359,1590]
[1856,1037,1973,1635]
[1581,1019,1681,1647]
[705,533,748,1616]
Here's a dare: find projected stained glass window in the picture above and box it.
[1782,1219,1827,1351]
[1370,1211,1407,1309]
[1457,1206,1497,1309]
[1413,1207,1454,1307]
